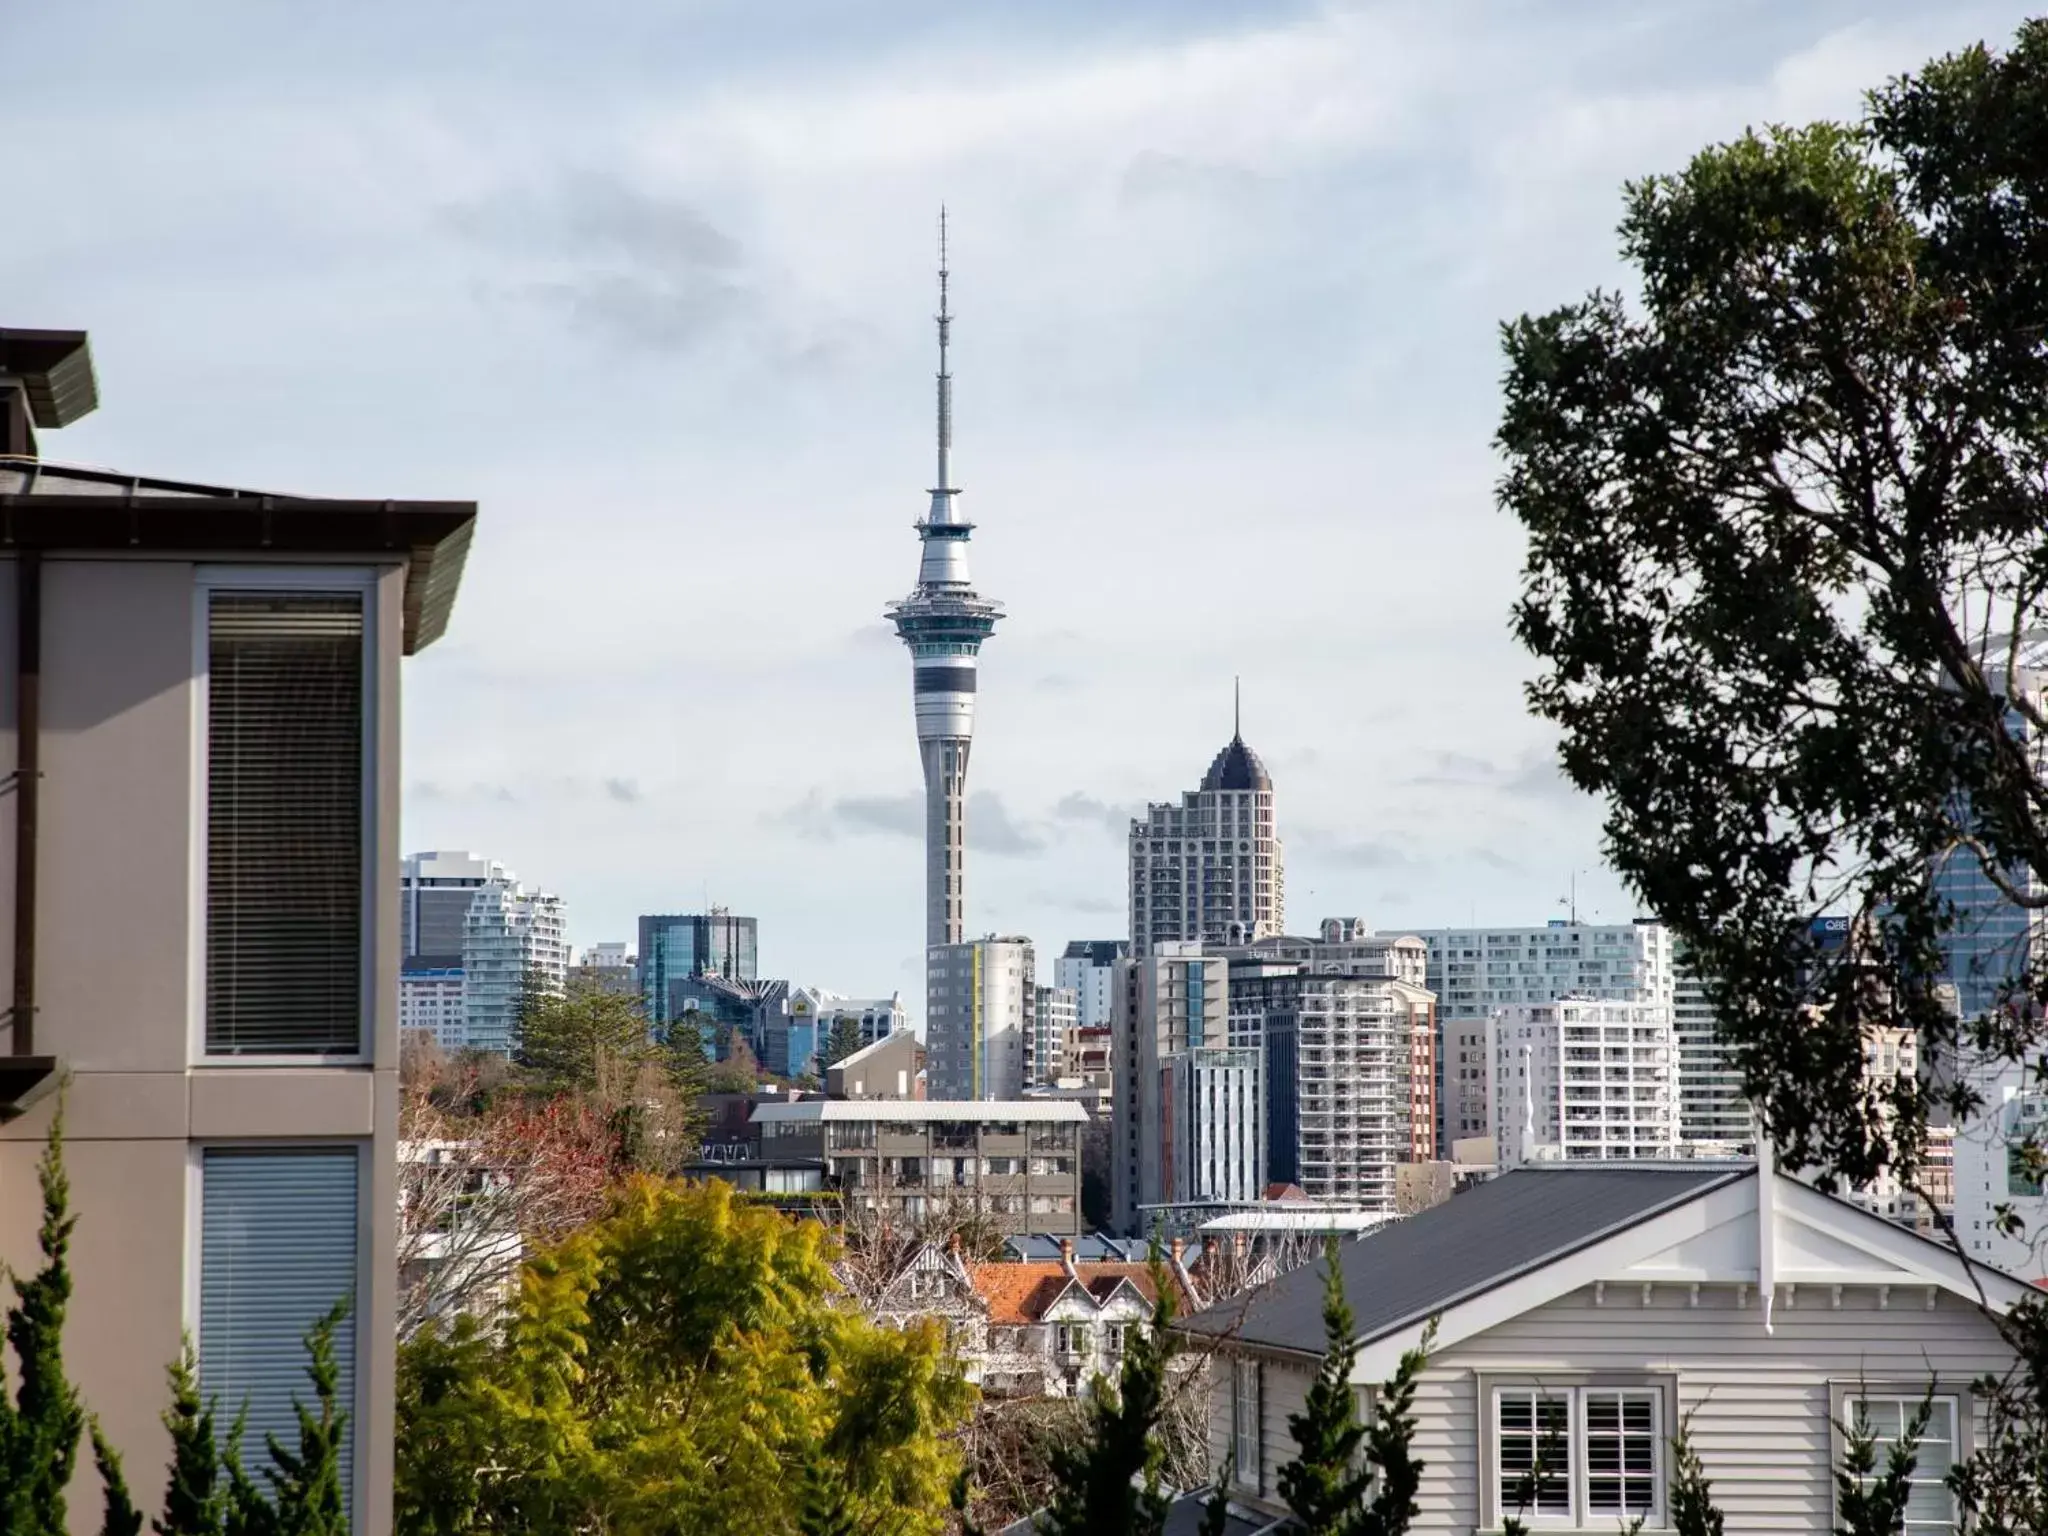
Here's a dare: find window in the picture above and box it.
[1492,1386,1661,1526]
[204,588,368,1056]
[1103,1323,1127,1356]
[1233,1358,1261,1490]
[200,1147,359,1524]
[1056,1323,1087,1355]
[1844,1395,1959,1534]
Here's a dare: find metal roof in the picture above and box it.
[1179,1164,1748,1356]
[1201,733,1272,792]
[0,458,474,654]
[750,1098,1088,1124]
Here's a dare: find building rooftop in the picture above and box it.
[1179,1164,1746,1356]
[1200,732,1272,792]
[970,1260,1193,1325]
[750,1098,1088,1125]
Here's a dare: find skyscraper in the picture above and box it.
[887,215,1004,990]
[462,880,569,1055]
[400,850,505,963]
[1127,694,1284,959]
[926,935,1033,1099]
[638,910,759,1026]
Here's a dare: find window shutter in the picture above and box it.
[206,592,364,1054]
[200,1148,359,1522]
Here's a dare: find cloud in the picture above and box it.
[1033,889,1120,916]
[603,777,643,805]
[411,779,519,805]
[1118,149,1270,209]
[447,173,754,353]
[1052,791,1143,836]
[774,788,1048,855]
[1292,826,1411,870]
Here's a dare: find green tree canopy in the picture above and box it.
[1498,19,2048,1195]
[395,1177,973,1536]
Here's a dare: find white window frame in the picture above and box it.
[1833,1384,1967,1536]
[1479,1376,1672,1530]
[1056,1322,1088,1356]
[186,1138,373,1533]
[1232,1356,1262,1492]
[190,565,382,1066]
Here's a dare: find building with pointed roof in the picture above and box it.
[1127,691,1285,960]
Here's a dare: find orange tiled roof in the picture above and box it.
[970,1261,1192,1325]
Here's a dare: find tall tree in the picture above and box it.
[1277,1240,1369,1532]
[1039,1251,1179,1536]
[156,1346,227,1536]
[1495,16,2048,1524]
[0,1112,86,1536]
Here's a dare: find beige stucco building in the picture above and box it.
[0,328,474,1535]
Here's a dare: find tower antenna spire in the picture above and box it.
[935,206,952,497]
[1234,675,1241,740]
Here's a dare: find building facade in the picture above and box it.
[750,1099,1085,1235]
[637,910,758,1027]
[1030,983,1079,1087]
[460,880,568,1055]
[1486,997,1679,1164]
[0,327,474,1536]
[1408,920,1676,1156]
[1128,722,1284,960]
[1055,939,1127,1029]
[399,962,465,1052]
[926,936,1033,1100]
[1673,950,1750,1149]
[400,850,503,963]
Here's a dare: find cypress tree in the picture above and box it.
[253,1302,351,1536]
[1277,1238,1370,1533]
[91,1419,146,1536]
[156,1343,227,1536]
[1197,1449,1236,1536]
[0,1108,87,1536]
[1040,1247,1178,1536]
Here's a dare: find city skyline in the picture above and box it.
[6,0,2031,1010]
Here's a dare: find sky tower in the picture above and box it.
[886,211,1004,957]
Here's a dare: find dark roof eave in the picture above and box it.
[0,493,476,654]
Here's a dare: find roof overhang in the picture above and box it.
[0,331,98,427]
[0,461,474,653]
[0,1056,60,1120]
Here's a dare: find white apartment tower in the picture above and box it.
[461,881,569,1055]
[1128,698,1283,960]
[1674,953,1751,1148]
[1408,920,1676,1154]
[1055,940,1127,1029]
[1111,944,1261,1232]
[1029,984,1079,1087]
[1487,998,1679,1165]
[926,936,1034,1100]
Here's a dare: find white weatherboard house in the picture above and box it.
[1179,1161,2032,1534]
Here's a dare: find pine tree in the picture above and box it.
[1353,1321,1434,1536]
[1835,1397,1928,1536]
[253,1301,351,1536]
[1040,1248,1178,1536]
[0,1108,87,1536]
[91,1419,146,1536]
[1667,1414,1725,1536]
[1197,1449,1235,1536]
[1278,1238,1370,1531]
[156,1343,228,1536]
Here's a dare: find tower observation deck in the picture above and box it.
[885,211,1003,952]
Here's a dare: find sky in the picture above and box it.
[2,0,2035,1022]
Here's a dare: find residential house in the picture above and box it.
[0,327,474,1535]
[1181,1160,2030,1532]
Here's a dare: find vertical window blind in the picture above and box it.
[206,591,364,1054]
[200,1147,359,1524]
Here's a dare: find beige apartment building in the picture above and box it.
[0,329,474,1535]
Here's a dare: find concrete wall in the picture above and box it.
[0,555,406,1536]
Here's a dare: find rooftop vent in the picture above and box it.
[0,329,98,459]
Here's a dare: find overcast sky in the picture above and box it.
[4,1,2032,1019]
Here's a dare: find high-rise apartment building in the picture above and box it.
[462,881,569,1055]
[1674,952,1750,1148]
[638,910,758,1026]
[1111,944,1260,1231]
[926,936,1033,1100]
[1054,939,1127,1029]
[1487,998,1679,1165]
[886,221,1004,1029]
[400,850,504,962]
[1128,710,1283,959]
[1406,920,1676,1154]
[1030,984,1079,1086]
[399,962,465,1051]
[1224,921,1435,1212]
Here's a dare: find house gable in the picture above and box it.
[1348,1169,2034,1381]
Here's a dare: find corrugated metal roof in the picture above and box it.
[1180,1164,1748,1356]
[750,1098,1088,1124]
